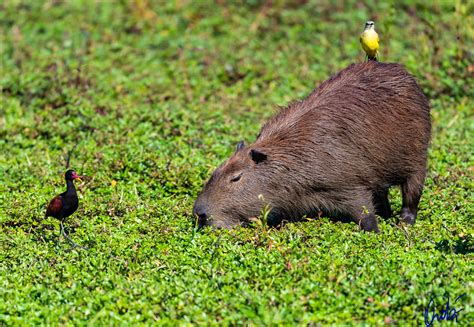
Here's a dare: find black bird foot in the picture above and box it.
[60,222,88,250]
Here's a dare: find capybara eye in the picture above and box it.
[230,173,242,182]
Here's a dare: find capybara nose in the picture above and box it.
[193,202,209,226]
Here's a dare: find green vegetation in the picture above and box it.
[1,0,472,325]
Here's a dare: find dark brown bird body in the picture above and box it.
[45,169,85,248]
[45,180,78,221]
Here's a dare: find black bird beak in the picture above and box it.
[74,174,85,182]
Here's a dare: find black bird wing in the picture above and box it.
[46,195,63,219]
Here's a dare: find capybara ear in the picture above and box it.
[250,149,267,164]
[236,140,245,152]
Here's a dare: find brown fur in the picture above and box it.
[194,62,431,232]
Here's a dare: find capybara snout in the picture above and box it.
[194,61,431,232]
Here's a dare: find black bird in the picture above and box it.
[45,169,86,249]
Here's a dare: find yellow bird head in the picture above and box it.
[364,21,375,31]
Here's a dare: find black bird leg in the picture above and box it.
[60,221,88,250]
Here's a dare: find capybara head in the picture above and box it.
[193,141,271,228]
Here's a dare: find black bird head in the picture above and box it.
[65,169,81,181]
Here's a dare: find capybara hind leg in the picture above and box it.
[373,188,392,218]
[400,174,425,225]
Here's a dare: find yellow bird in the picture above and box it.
[360,21,379,61]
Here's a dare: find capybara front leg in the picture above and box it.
[350,193,380,233]
[373,188,392,218]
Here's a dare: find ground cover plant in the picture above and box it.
[1,0,473,325]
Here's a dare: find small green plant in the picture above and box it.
[250,193,271,229]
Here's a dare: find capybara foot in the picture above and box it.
[400,208,416,225]
[360,214,380,233]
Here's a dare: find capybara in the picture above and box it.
[193,61,431,232]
